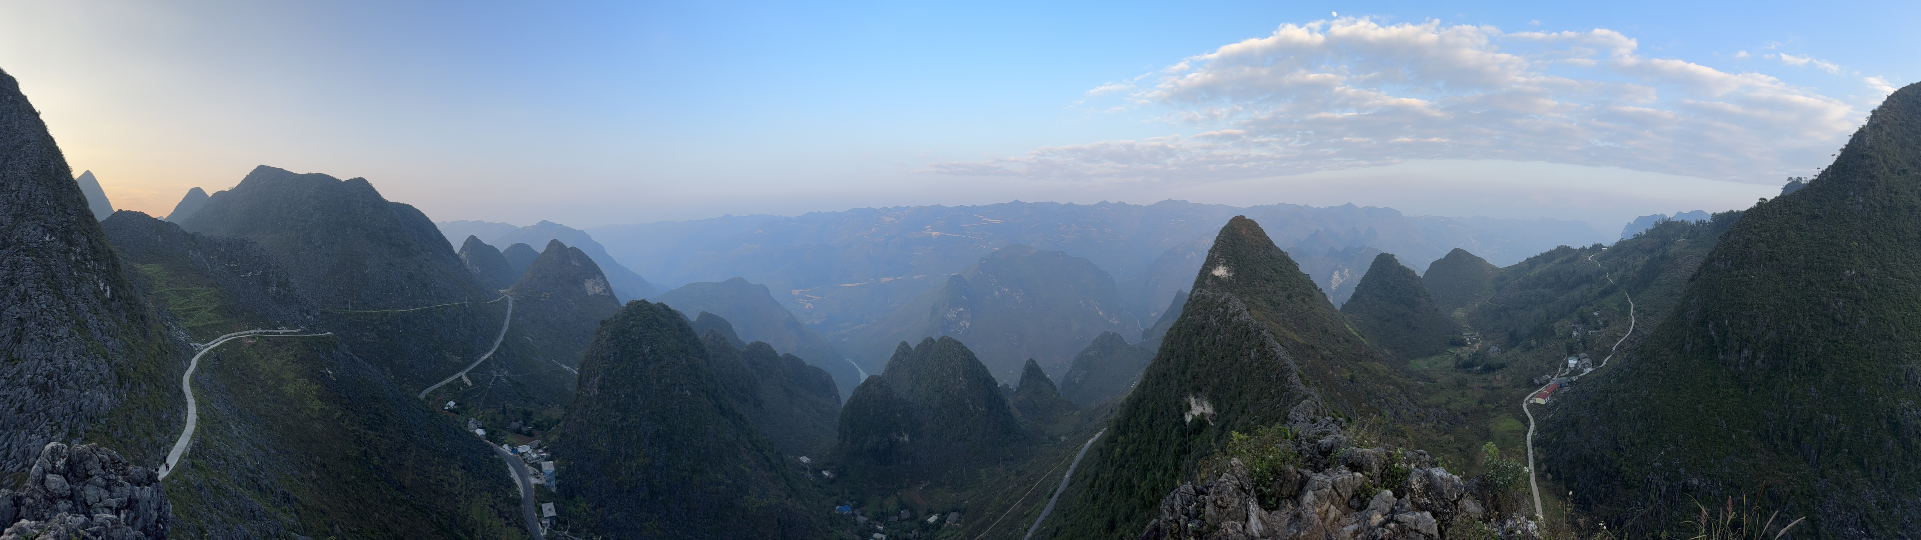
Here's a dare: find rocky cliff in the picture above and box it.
[0,443,171,539]
[0,66,183,477]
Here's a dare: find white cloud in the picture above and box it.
[1866,76,1896,95]
[1772,52,1842,74]
[925,18,1860,185]
[1734,50,1750,59]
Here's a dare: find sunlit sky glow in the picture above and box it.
[2,0,1913,230]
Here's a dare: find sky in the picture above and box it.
[2,0,1913,231]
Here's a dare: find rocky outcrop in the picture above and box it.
[163,187,208,223]
[1134,428,1537,540]
[0,442,171,539]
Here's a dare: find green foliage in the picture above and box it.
[1224,425,1300,507]
[1342,253,1459,362]
[1479,442,1525,496]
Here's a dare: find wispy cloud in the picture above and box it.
[923,18,1860,184]
[1865,76,1896,95]
[1769,52,1842,74]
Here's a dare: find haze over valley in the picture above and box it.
[3,2,1918,539]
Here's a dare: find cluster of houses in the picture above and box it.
[1528,353,1598,404]
[835,504,962,538]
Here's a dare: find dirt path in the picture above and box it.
[1522,253,1636,520]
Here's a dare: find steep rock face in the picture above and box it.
[656,277,862,400]
[1010,358,1074,423]
[0,67,182,476]
[553,300,824,539]
[1420,248,1497,315]
[163,187,208,223]
[1543,83,1921,537]
[494,220,658,301]
[1342,253,1457,362]
[501,242,538,277]
[0,443,171,539]
[457,235,517,290]
[836,337,1025,484]
[101,211,318,331]
[1058,332,1154,408]
[844,245,1140,383]
[74,171,114,221]
[698,318,841,457]
[178,165,490,310]
[1055,216,1432,540]
[508,240,622,369]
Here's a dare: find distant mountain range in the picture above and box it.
[434,219,658,302]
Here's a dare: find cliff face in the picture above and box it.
[0,67,183,477]
[553,300,825,539]
[178,165,489,310]
[0,443,172,539]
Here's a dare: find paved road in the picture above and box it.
[161,329,331,481]
[1521,253,1637,520]
[1024,429,1105,539]
[419,295,514,399]
[489,442,545,540]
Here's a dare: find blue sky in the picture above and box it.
[2,0,1913,230]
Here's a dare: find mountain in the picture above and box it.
[457,235,517,290]
[1421,248,1499,315]
[1009,358,1074,423]
[690,311,746,347]
[1619,210,1710,240]
[1542,83,1921,537]
[164,186,208,222]
[0,68,183,479]
[101,212,527,536]
[1057,332,1154,408]
[1053,216,1431,539]
[1780,176,1809,196]
[178,165,491,310]
[1141,288,1188,345]
[434,219,518,248]
[591,201,1607,337]
[1341,253,1457,362]
[696,314,841,458]
[841,245,1139,383]
[501,242,538,277]
[654,277,860,400]
[552,300,826,539]
[1120,235,1211,324]
[835,337,1026,485]
[493,220,658,302]
[507,239,622,370]
[74,170,114,221]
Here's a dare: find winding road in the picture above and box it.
[1521,252,1637,520]
[160,328,333,480]
[490,442,545,540]
[418,295,514,399]
[1024,429,1105,540]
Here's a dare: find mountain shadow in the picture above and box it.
[655,277,861,400]
[552,300,827,539]
[177,165,491,310]
[696,314,842,458]
[834,337,1026,487]
[502,242,539,277]
[1542,82,1921,538]
[1341,253,1457,362]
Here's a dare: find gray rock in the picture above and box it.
[2,442,169,539]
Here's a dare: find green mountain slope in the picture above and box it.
[696,315,841,458]
[655,277,860,399]
[1057,332,1154,408]
[0,68,183,477]
[1422,248,1499,315]
[841,245,1140,383]
[552,300,826,539]
[104,212,527,536]
[1051,216,1431,540]
[1010,358,1075,423]
[1542,82,1921,537]
[502,242,538,277]
[1342,253,1458,362]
